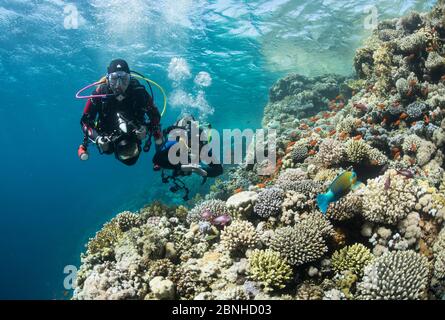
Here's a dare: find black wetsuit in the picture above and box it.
[80,78,162,146]
[153,132,223,178]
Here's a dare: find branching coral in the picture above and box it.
[331,244,374,277]
[86,221,123,258]
[247,249,293,292]
[295,282,324,300]
[361,169,417,225]
[433,229,445,279]
[270,218,330,266]
[276,177,323,198]
[298,213,335,238]
[357,250,430,300]
[345,139,371,163]
[291,144,308,163]
[146,259,177,281]
[114,211,142,232]
[174,267,208,299]
[220,220,259,254]
[315,138,345,168]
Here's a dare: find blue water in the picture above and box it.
[0,0,435,299]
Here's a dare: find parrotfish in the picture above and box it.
[316,170,363,214]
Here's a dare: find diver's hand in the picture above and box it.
[96,135,111,152]
[135,126,147,140]
[181,164,208,177]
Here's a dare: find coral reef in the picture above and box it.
[74,2,445,300]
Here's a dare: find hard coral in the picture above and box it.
[247,249,293,292]
[361,169,417,225]
[357,250,430,300]
[331,244,374,277]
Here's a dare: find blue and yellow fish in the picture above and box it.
[317,170,362,214]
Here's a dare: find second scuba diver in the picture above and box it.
[78,59,163,165]
[153,115,223,178]
[152,115,223,200]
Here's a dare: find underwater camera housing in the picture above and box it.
[112,133,141,166]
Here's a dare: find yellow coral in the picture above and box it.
[248,249,293,292]
[331,243,374,277]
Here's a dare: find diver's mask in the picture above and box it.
[107,71,130,96]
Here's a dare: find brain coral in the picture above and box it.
[247,249,293,292]
[357,250,430,300]
[253,188,284,218]
[220,220,259,254]
[361,170,417,225]
[331,243,374,277]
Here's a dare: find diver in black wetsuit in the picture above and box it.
[78,59,163,166]
[153,115,223,179]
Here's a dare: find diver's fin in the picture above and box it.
[351,181,364,191]
[316,193,331,215]
[201,176,207,185]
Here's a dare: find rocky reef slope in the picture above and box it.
[73,1,445,300]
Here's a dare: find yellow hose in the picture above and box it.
[131,73,167,117]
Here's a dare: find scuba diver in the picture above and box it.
[77,59,163,166]
[153,115,223,200]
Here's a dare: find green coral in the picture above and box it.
[139,201,176,221]
[334,270,358,299]
[86,220,123,257]
[331,243,374,276]
[247,249,293,292]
